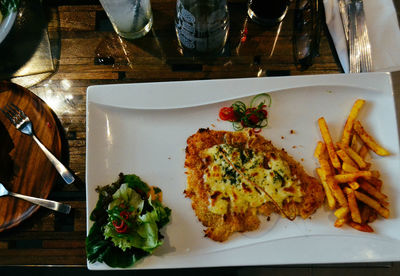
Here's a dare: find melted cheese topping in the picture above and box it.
[202,144,303,215]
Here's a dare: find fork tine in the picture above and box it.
[7,103,24,122]
[2,104,18,124]
[10,103,25,117]
[14,104,28,122]
[0,107,14,123]
[1,104,25,126]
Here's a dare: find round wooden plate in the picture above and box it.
[0,81,63,232]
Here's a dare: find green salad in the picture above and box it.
[86,173,171,268]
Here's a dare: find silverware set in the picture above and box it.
[0,103,73,213]
[338,0,372,73]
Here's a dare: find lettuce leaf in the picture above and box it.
[108,183,144,215]
[124,174,150,194]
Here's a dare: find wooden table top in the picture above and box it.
[0,0,399,272]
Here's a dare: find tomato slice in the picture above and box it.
[219,107,236,121]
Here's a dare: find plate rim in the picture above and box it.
[0,11,17,45]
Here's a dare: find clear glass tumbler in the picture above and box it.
[247,0,290,26]
[175,0,230,55]
[99,0,153,39]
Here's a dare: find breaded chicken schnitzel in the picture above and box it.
[184,128,325,242]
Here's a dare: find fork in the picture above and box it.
[0,182,71,214]
[1,103,75,185]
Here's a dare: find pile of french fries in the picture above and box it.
[315,99,390,232]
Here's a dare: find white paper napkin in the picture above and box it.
[323,0,400,73]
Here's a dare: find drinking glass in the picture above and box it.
[247,0,290,26]
[99,0,153,39]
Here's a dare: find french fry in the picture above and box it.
[314,99,390,232]
[318,117,341,169]
[349,181,360,190]
[353,121,390,156]
[347,221,374,233]
[327,177,348,207]
[360,204,371,224]
[350,134,358,151]
[316,168,336,210]
[314,141,326,159]
[358,180,388,202]
[359,144,369,159]
[334,218,346,228]
[342,162,359,173]
[341,99,365,146]
[367,177,383,191]
[334,206,349,219]
[344,187,362,223]
[371,170,380,179]
[318,156,334,176]
[368,209,378,223]
[339,144,369,169]
[318,158,348,207]
[334,171,373,183]
[354,191,390,218]
[336,149,358,168]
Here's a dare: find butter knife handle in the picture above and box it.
[32,135,75,185]
[8,191,71,214]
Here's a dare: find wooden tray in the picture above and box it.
[0,81,63,232]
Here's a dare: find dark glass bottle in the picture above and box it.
[247,0,290,26]
[175,0,230,56]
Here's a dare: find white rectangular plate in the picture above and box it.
[86,72,400,270]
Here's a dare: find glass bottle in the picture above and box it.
[175,0,230,55]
